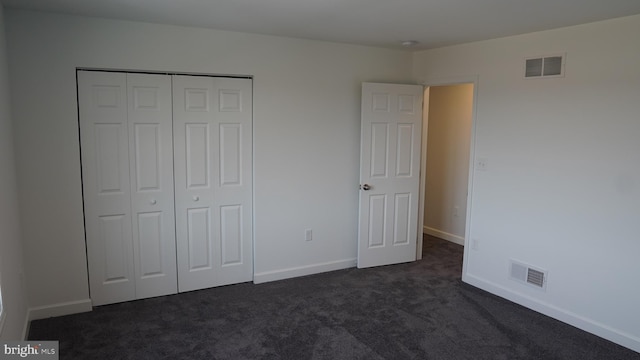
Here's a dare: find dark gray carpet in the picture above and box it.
[29,236,639,359]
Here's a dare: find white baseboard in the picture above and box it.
[423,226,465,246]
[462,273,640,353]
[27,299,92,323]
[254,258,356,284]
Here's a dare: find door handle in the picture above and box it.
[361,184,372,191]
[193,196,199,201]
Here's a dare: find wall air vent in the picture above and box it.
[510,260,547,290]
[524,54,565,78]
[526,268,545,288]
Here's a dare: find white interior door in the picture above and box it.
[80,71,177,306]
[358,82,423,268]
[79,71,135,305]
[173,75,253,292]
[126,73,177,299]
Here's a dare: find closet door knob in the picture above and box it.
[149,199,157,205]
[193,196,199,201]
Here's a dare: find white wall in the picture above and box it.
[0,4,28,339]
[5,10,413,316]
[413,15,640,352]
[424,84,473,244]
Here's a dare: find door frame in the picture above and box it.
[416,75,479,279]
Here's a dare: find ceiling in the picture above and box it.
[3,0,640,50]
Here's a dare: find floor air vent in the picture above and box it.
[510,260,547,290]
[525,54,564,78]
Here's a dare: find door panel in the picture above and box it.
[173,75,253,292]
[187,207,212,271]
[80,71,177,305]
[133,123,160,191]
[79,71,135,306]
[220,204,242,265]
[212,78,253,286]
[174,76,217,292]
[396,124,415,177]
[126,73,177,299]
[185,123,210,188]
[94,123,126,193]
[100,214,130,283]
[137,211,163,277]
[368,195,386,248]
[370,123,389,178]
[219,124,242,186]
[358,83,423,268]
[393,193,411,244]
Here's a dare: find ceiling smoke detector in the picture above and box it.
[401,40,419,47]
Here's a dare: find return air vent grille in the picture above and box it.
[525,54,565,78]
[510,260,547,290]
[526,269,545,288]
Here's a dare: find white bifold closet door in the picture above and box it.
[80,71,253,305]
[172,75,253,292]
[79,71,177,306]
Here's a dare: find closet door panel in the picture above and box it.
[220,204,242,266]
[212,78,253,286]
[187,207,212,270]
[127,73,177,299]
[173,76,218,292]
[79,71,135,306]
[173,75,253,292]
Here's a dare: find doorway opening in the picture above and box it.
[417,80,476,275]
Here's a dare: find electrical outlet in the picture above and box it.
[453,206,459,217]
[305,229,312,241]
[472,239,480,250]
